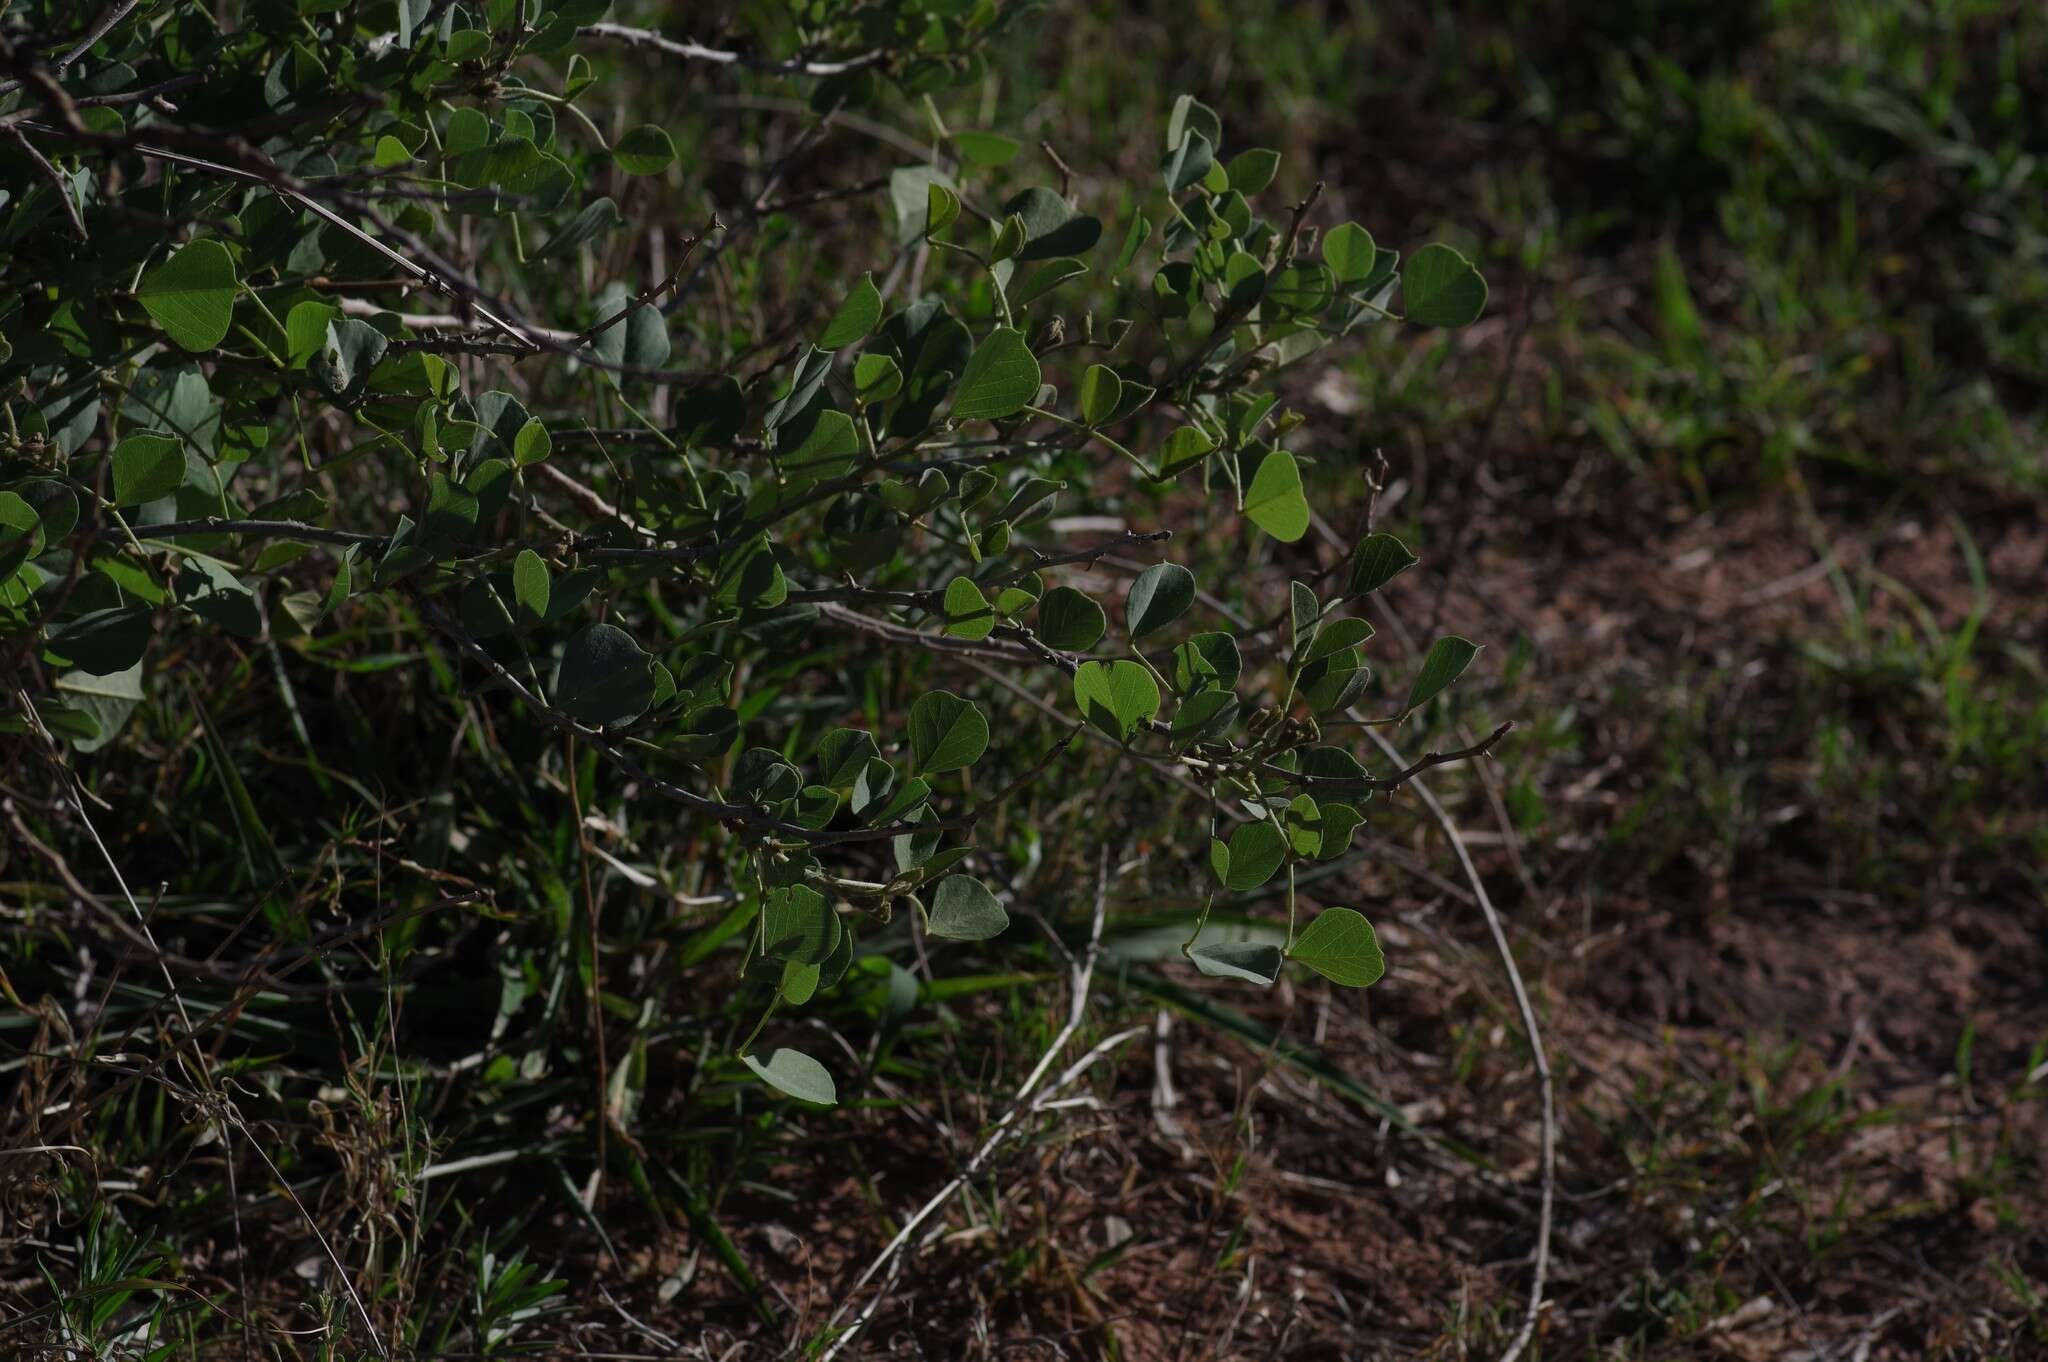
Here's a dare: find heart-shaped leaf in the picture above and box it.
[1072,659,1158,741]
[1222,819,1285,890]
[1401,242,1488,327]
[926,875,1008,941]
[138,239,238,352]
[942,576,994,640]
[613,123,675,175]
[112,432,183,507]
[762,884,840,963]
[554,623,656,726]
[1322,221,1377,283]
[950,327,1039,422]
[908,690,988,773]
[1037,586,1105,650]
[1243,450,1309,542]
[1289,907,1386,987]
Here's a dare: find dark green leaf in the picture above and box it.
[138,240,237,352]
[819,272,881,350]
[1401,242,1488,327]
[111,432,183,507]
[908,690,988,773]
[1037,586,1105,651]
[1348,533,1419,597]
[554,623,656,726]
[1125,562,1194,640]
[1404,636,1481,713]
[950,327,1039,422]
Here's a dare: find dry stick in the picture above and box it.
[11,689,390,1359]
[1360,724,1554,1362]
[819,853,1128,1360]
[8,126,87,239]
[580,22,886,76]
[0,0,143,96]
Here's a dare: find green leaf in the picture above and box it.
[1225,147,1281,195]
[1125,562,1194,640]
[138,240,238,352]
[908,690,988,773]
[782,409,860,486]
[815,728,879,788]
[780,959,820,1006]
[48,606,152,675]
[1243,449,1309,542]
[1172,632,1241,693]
[1401,242,1488,327]
[1171,688,1239,744]
[925,181,961,238]
[1404,636,1481,713]
[1162,130,1214,193]
[1290,581,1320,658]
[111,432,183,507]
[1282,794,1322,857]
[853,352,902,404]
[1317,802,1364,859]
[1000,187,1103,261]
[762,884,840,963]
[1158,425,1215,477]
[284,300,337,368]
[742,1047,836,1105]
[819,272,881,350]
[926,875,1008,941]
[1289,907,1385,987]
[941,576,994,641]
[954,131,1020,166]
[613,123,675,175]
[514,418,551,467]
[554,623,656,726]
[1072,659,1158,741]
[1301,645,1369,714]
[512,548,549,623]
[1222,819,1285,890]
[1322,222,1377,283]
[1189,941,1281,985]
[1348,533,1419,596]
[537,197,622,259]
[889,165,955,245]
[1036,586,1105,651]
[950,327,1039,422]
[175,556,262,637]
[444,106,489,155]
[1302,616,1374,666]
[1078,364,1121,427]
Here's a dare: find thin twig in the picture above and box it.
[821,857,1123,1359]
[581,22,886,76]
[1360,725,1553,1362]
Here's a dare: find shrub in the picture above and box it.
[1,0,1494,1349]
